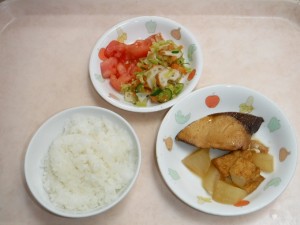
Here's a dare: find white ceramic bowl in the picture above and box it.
[24,106,141,218]
[156,84,297,216]
[89,16,203,112]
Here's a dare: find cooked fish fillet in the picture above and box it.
[175,112,264,151]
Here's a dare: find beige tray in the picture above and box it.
[0,0,299,224]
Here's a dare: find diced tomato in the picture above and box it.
[126,34,163,60]
[100,57,118,78]
[110,73,132,92]
[127,61,140,76]
[126,40,152,59]
[116,63,127,78]
[104,40,126,59]
[116,62,139,78]
[99,33,164,92]
[107,62,137,92]
[104,33,162,61]
[98,48,107,60]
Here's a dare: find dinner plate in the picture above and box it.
[156,84,297,216]
[24,106,141,218]
[89,16,203,112]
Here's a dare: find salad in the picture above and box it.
[99,33,196,106]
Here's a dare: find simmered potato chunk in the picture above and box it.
[182,148,210,178]
[212,180,248,204]
[203,164,220,195]
[253,153,274,172]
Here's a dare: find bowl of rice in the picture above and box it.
[24,106,141,218]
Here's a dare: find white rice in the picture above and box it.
[42,114,137,212]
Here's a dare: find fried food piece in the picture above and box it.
[211,150,255,178]
[242,175,265,194]
[176,112,264,151]
[229,157,260,188]
[212,151,242,178]
[212,149,265,195]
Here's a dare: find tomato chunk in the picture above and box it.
[98,48,107,60]
[110,74,132,92]
[104,40,126,59]
[126,34,163,60]
[100,57,118,79]
[116,63,127,78]
[99,33,163,92]
[126,40,151,59]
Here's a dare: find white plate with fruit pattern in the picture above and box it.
[156,84,297,216]
[89,16,203,112]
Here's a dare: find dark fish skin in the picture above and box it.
[212,112,264,135]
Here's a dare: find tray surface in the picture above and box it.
[0,0,299,224]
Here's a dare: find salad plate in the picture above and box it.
[156,84,297,216]
[89,16,203,112]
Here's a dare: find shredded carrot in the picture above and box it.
[167,44,175,50]
[170,56,177,62]
[171,63,187,74]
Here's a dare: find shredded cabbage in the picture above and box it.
[122,36,194,106]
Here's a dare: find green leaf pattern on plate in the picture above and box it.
[94,73,104,82]
[116,28,127,43]
[197,195,212,204]
[268,117,281,132]
[187,44,197,62]
[239,96,254,113]
[175,110,191,124]
[168,168,180,180]
[264,177,281,191]
[145,20,157,34]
